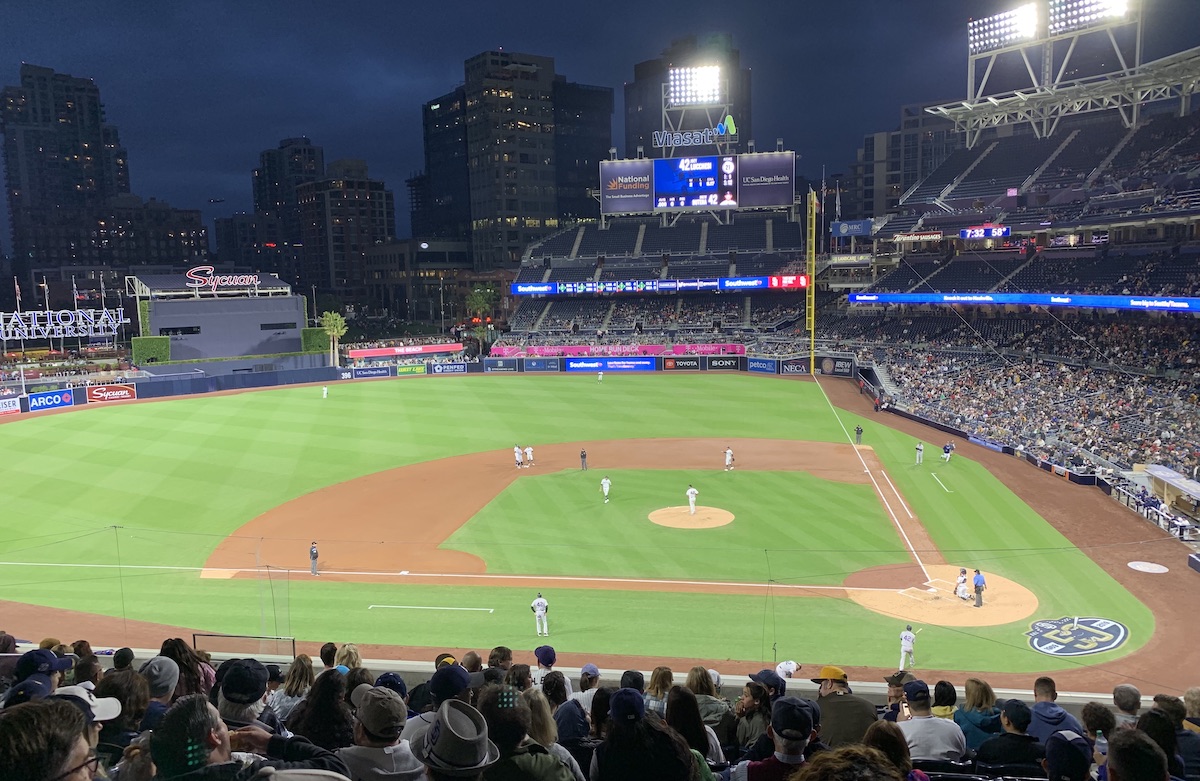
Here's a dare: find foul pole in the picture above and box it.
[806,188,817,375]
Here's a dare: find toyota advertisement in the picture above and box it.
[87,384,137,403]
[662,356,700,371]
[565,357,656,373]
[599,160,654,215]
[28,389,77,411]
[737,152,795,208]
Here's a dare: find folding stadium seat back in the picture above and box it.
[913,759,975,775]
[973,761,1046,779]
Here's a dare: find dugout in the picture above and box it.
[126,268,305,360]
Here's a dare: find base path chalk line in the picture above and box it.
[931,474,954,493]
[880,471,914,519]
[368,604,494,613]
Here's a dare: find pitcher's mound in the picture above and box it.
[650,506,734,529]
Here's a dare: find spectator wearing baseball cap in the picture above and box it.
[1043,730,1092,781]
[407,652,458,714]
[589,687,694,781]
[112,647,135,672]
[217,658,284,733]
[400,663,471,745]
[1,674,55,708]
[896,680,968,761]
[749,668,786,702]
[728,696,818,780]
[51,684,122,748]
[138,655,180,731]
[882,670,916,723]
[533,645,572,697]
[336,683,423,780]
[571,663,602,712]
[811,665,877,747]
[14,648,73,689]
[975,698,1044,766]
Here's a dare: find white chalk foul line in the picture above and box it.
[880,470,914,519]
[932,474,954,493]
[369,605,494,613]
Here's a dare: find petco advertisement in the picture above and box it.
[484,358,522,373]
[28,389,77,411]
[747,358,778,374]
[565,357,656,373]
[0,396,20,416]
[430,362,467,374]
[352,366,394,379]
[522,358,561,373]
[86,384,138,403]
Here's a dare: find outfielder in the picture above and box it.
[597,371,603,383]
[686,484,699,515]
[915,442,924,464]
[600,476,611,503]
[955,568,970,600]
[724,447,735,471]
[531,592,549,636]
[580,449,588,471]
[514,445,524,469]
[524,445,535,467]
[899,625,917,670]
[322,386,328,399]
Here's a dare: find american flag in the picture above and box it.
[13,276,20,308]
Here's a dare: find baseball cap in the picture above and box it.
[581,663,600,677]
[534,645,556,667]
[884,670,916,687]
[51,685,122,723]
[708,669,721,689]
[749,668,786,694]
[810,665,849,684]
[2,674,54,707]
[375,672,408,700]
[770,697,816,740]
[221,659,269,705]
[429,664,471,704]
[619,670,644,692]
[609,687,646,722]
[903,680,931,702]
[113,647,135,670]
[775,661,799,679]
[435,653,458,669]
[266,664,285,684]
[351,684,407,739]
[139,656,181,699]
[1001,698,1033,732]
[1045,730,1092,781]
[14,649,73,682]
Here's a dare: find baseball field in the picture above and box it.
[0,372,1191,692]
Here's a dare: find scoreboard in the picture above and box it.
[512,274,808,296]
[653,156,738,210]
[959,225,1011,239]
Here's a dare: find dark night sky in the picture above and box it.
[3,0,1199,255]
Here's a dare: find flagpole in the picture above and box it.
[13,276,25,358]
[73,275,82,355]
[820,165,827,255]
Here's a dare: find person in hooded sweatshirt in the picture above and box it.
[953,678,1002,751]
[1027,677,1085,744]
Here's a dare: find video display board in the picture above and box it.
[737,152,795,208]
[599,160,654,215]
[600,153,795,215]
[653,156,738,210]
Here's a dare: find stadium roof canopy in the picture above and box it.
[927,45,1200,146]
[125,269,293,300]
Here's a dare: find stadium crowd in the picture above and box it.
[2,633,1199,781]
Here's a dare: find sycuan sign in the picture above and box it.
[1,308,129,340]
[185,265,261,292]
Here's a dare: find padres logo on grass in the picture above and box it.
[1026,616,1128,657]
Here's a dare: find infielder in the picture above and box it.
[686,484,699,515]
[915,442,924,464]
[514,445,524,469]
[580,449,588,471]
[600,476,611,503]
[899,625,917,670]
[524,445,534,467]
[322,386,328,399]
[942,441,955,462]
[309,541,319,576]
[724,447,735,471]
[531,592,549,636]
[855,425,863,445]
[955,568,970,600]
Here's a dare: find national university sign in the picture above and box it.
[0,308,129,340]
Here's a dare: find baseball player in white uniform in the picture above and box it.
[686,484,699,515]
[955,568,970,600]
[597,371,603,383]
[524,445,534,467]
[531,592,549,636]
[600,476,611,503]
[915,442,924,464]
[322,386,328,399]
[899,624,917,670]
[724,447,735,471]
[514,445,524,469]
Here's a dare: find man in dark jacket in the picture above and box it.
[811,665,877,747]
[150,694,348,780]
[1028,677,1085,744]
[975,699,1045,766]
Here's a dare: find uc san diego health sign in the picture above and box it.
[1,308,129,340]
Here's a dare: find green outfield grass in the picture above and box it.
[0,374,1154,671]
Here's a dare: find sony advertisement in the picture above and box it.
[653,156,738,210]
[706,356,741,371]
[737,152,795,208]
[599,160,654,215]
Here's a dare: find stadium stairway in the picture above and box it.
[1021,129,1078,193]
[633,224,647,255]
[569,226,586,259]
[1087,120,1144,187]
[764,219,774,251]
[942,141,998,201]
[531,301,553,330]
[699,221,709,254]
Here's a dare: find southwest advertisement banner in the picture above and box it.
[599,159,654,215]
[736,152,795,209]
[484,358,521,373]
[830,219,873,237]
[86,384,137,403]
[0,396,20,416]
[662,356,700,371]
[347,343,463,359]
[706,356,741,371]
[429,362,468,374]
[564,357,656,373]
[746,357,778,374]
[28,389,77,411]
[352,366,394,379]
[849,292,1200,313]
[522,358,561,373]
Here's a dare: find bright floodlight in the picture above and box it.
[967,2,1040,54]
[667,65,723,106]
[1048,0,1129,36]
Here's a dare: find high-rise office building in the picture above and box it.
[252,137,324,240]
[296,159,396,299]
[416,51,612,269]
[624,34,752,159]
[850,102,961,218]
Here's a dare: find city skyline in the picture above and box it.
[4,0,1200,256]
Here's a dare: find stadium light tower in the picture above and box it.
[659,64,738,158]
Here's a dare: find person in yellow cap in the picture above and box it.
[810,665,878,747]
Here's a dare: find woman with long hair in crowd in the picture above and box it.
[863,720,930,781]
[521,687,586,781]
[159,637,216,699]
[590,687,613,740]
[505,663,533,692]
[953,677,1001,751]
[665,685,724,766]
[734,680,771,752]
[95,669,151,767]
[334,643,362,670]
[644,666,673,717]
[266,654,313,722]
[286,665,354,750]
[685,665,732,743]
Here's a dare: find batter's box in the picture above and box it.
[899,586,943,603]
[924,578,956,594]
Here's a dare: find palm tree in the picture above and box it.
[319,310,348,366]
[465,285,499,355]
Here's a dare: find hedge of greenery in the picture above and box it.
[301,328,327,354]
[131,336,170,365]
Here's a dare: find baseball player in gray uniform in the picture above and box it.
[686,485,699,515]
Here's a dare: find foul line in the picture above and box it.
[932,474,954,493]
[369,604,494,613]
[880,470,914,519]
[812,380,931,582]
[0,561,899,593]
